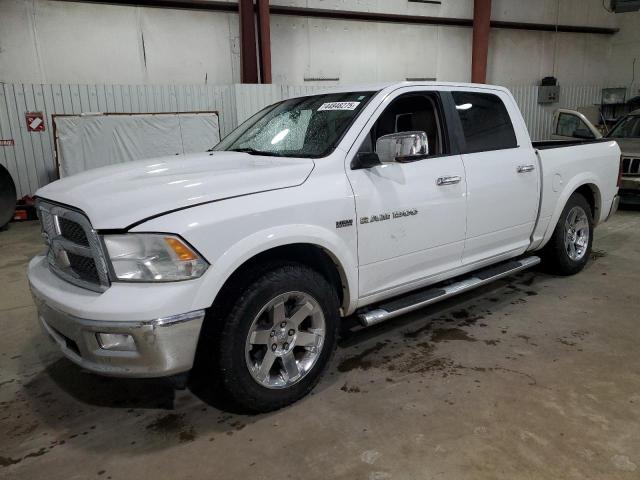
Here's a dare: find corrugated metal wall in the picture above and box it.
[0,82,627,198]
[509,85,606,141]
[0,83,240,198]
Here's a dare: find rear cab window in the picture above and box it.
[451,92,518,153]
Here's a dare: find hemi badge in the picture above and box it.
[336,219,353,229]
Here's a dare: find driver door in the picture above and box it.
[345,89,467,300]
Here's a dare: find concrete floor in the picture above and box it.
[1,210,640,480]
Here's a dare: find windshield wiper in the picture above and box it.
[228,147,283,157]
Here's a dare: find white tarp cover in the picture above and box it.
[56,113,220,177]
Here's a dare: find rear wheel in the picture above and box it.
[541,192,593,276]
[202,263,339,412]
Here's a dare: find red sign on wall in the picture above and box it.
[26,112,45,132]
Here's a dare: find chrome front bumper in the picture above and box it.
[32,292,205,378]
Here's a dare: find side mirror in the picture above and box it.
[573,128,596,140]
[351,152,381,170]
[376,131,429,163]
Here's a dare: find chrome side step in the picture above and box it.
[357,256,541,327]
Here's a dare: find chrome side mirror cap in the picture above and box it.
[375,131,429,163]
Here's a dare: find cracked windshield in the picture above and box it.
[214,91,374,157]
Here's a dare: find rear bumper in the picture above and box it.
[619,190,640,205]
[28,255,205,378]
[620,177,640,205]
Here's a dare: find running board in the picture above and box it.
[357,256,541,327]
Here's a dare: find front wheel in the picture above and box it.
[212,263,340,412]
[541,192,593,276]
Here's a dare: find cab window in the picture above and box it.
[359,93,446,157]
[452,92,518,153]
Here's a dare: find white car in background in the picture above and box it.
[553,108,639,205]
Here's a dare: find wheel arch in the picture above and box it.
[217,242,349,309]
[574,183,601,224]
[539,178,603,249]
[190,240,349,411]
[196,232,357,323]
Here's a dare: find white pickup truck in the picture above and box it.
[28,82,620,412]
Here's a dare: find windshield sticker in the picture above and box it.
[318,101,361,111]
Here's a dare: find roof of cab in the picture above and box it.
[298,81,511,96]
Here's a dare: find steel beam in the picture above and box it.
[471,0,491,84]
[256,0,272,84]
[59,2,619,35]
[239,0,259,83]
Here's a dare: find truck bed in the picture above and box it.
[529,138,620,251]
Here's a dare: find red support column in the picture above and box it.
[471,0,491,84]
[256,0,272,84]
[239,0,259,83]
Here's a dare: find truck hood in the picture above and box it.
[36,152,315,229]
[611,138,640,157]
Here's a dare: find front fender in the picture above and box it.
[132,178,360,316]
[191,224,359,315]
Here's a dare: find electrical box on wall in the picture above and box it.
[538,85,560,104]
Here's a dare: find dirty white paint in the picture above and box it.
[0,0,630,87]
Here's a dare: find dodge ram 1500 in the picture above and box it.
[28,82,621,412]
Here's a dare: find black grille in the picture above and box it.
[67,252,100,284]
[58,217,89,246]
[622,157,640,175]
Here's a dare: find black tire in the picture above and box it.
[198,263,340,413]
[540,192,593,276]
[0,165,16,230]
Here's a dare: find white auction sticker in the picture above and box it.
[318,101,360,111]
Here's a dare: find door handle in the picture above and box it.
[517,164,535,173]
[436,175,462,186]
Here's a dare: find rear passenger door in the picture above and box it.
[451,90,539,265]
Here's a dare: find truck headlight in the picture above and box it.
[103,234,208,282]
